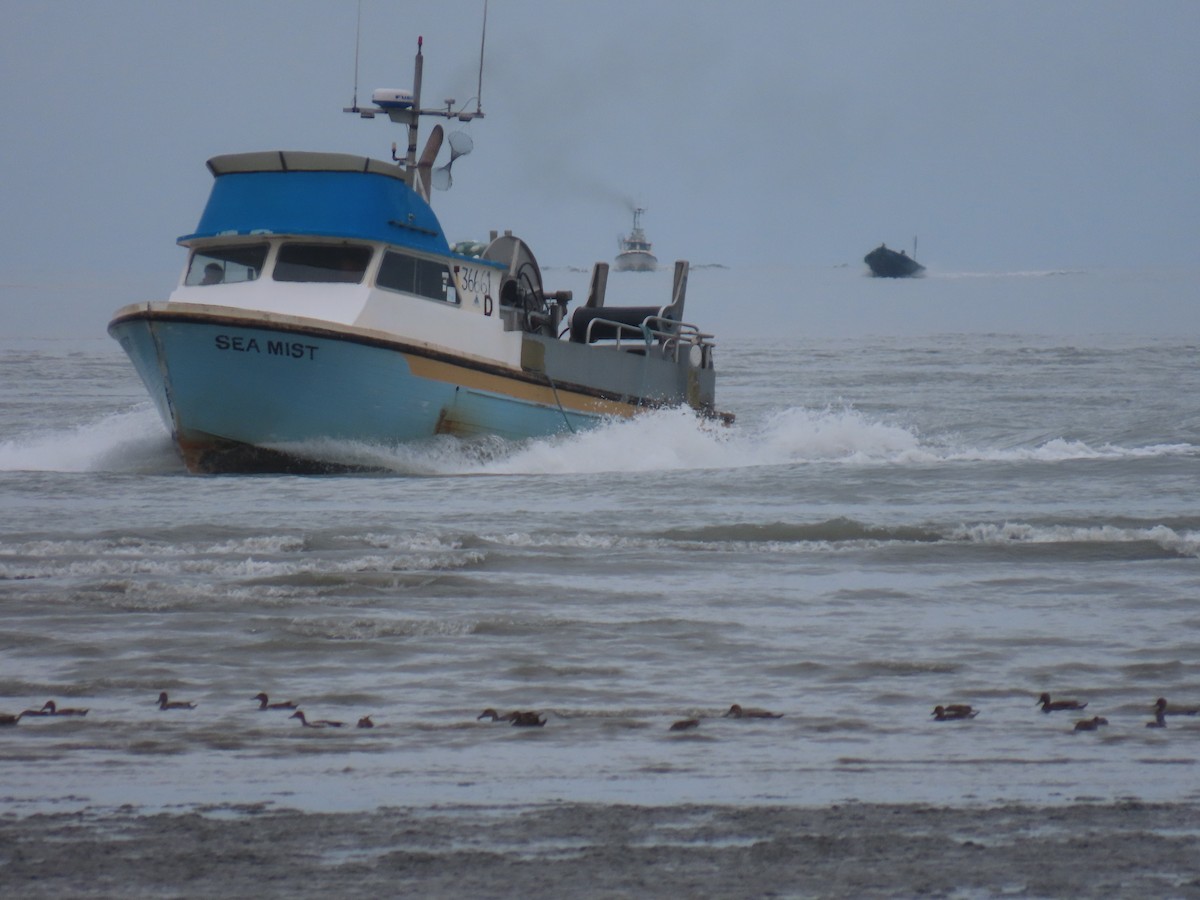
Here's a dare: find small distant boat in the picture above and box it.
[614,208,658,272]
[864,240,925,278]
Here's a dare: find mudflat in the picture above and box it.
[2,801,1199,898]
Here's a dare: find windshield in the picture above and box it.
[376,251,458,304]
[185,245,268,286]
[273,244,372,284]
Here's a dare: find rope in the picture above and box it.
[545,372,576,433]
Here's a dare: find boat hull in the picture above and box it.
[109,304,709,473]
[614,250,658,272]
[864,245,924,278]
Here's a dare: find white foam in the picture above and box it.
[2,402,1194,476]
[951,522,1200,557]
[0,405,176,473]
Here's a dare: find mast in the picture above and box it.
[345,7,488,195]
[404,37,425,183]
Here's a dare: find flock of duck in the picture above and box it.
[931,693,1200,731]
[0,692,377,729]
[2,693,1196,733]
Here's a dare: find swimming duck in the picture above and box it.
[1073,716,1109,731]
[477,708,516,722]
[1146,711,1167,729]
[356,716,375,728]
[1037,693,1087,712]
[0,712,22,726]
[1153,697,1200,717]
[509,711,546,727]
[157,692,196,710]
[253,692,298,710]
[289,710,344,728]
[932,705,978,720]
[723,704,783,719]
[41,700,89,716]
[669,718,700,731]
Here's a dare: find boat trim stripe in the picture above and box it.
[108,304,652,415]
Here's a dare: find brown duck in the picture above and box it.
[1154,697,1200,717]
[289,710,344,728]
[932,705,978,720]
[723,704,782,719]
[1073,716,1109,731]
[1037,693,1086,712]
[253,692,298,710]
[509,711,546,727]
[157,692,196,710]
[41,700,89,716]
[477,708,516,722]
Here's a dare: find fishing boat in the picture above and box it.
[107,33,723,474]
[614,208,658,272]
[864,240,925,278]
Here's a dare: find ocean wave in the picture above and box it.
[1,402,1195,476]
[0,405,177,473]
[0,531,486,582]
[950,522,1200,557]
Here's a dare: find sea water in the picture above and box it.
[1,265,1199,818]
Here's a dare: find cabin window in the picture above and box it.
[376,251,458,304]
[185,244,268,286]
[273,243,372,284]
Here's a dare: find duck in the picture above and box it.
[932,705,978,721]
[1146,711,1167,729]
[477,708,516,722]
[157,692,196,710]
[253,692,298,710]
[509,711,547,727]
[0,712,22,726]
[41,700,89,716]
[1073,716,1109,731]
[356,716,375,729]
[669,718,700,731]
[1037,692,1087,712]
[1153,697,1200,717]
[723,704,783,719]
[289,710,344,728]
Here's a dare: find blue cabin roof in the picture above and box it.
[179,151,451,256]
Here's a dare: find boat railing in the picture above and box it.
[580,314,715,366]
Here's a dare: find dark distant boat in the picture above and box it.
[864,241,925,278]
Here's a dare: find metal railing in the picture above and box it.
[581,314,715,367]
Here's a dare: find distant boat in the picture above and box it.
[864,241,925,278]
[615,208,658,272]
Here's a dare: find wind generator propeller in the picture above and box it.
[432,130,474,191]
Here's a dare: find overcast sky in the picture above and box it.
[3,1,1198,337]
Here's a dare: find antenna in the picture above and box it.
[476,0,488,116]
[350,0,363,111]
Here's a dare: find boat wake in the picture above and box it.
[2,403,1192,476]
[0,406,179,474]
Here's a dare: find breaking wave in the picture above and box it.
[1,403,1195,477]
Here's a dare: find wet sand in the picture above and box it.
[3,801,1199,898]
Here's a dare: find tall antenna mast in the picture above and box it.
[476,0,488,116]
[345,6,487,195]
[350,0,363,110]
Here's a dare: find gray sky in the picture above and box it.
[3,0,1198,338]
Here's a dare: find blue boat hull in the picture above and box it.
[109,310,619,472]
